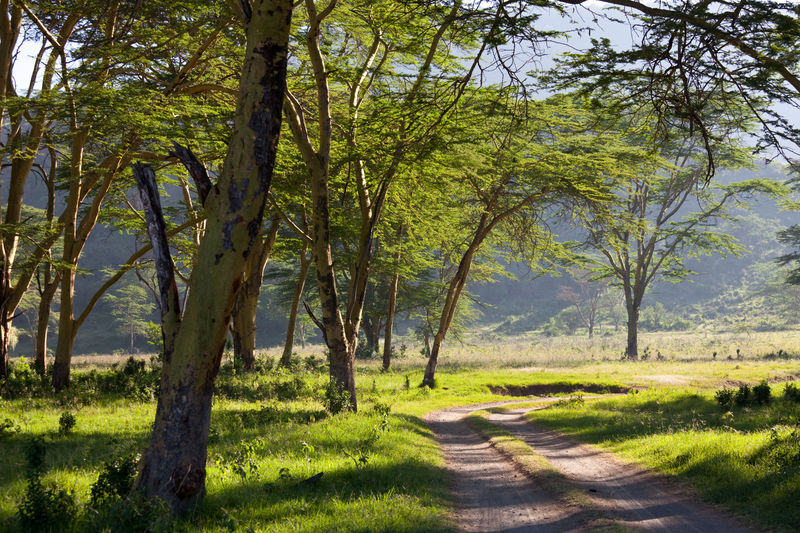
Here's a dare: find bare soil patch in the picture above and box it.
[489,383,631,396]
[428,400,763,532]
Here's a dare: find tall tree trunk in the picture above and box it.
[52,269,76,390]
[422,227,485,387]
[280,246,311,367]
[134,0,292,514]
[230,213,280,371]
[625,303,639,360]
[34,272,59,376]
[382,270,400,372]
[362,315,380,354]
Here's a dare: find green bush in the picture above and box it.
[784,382,800,403]
[2,358,47,398]
[714,388,735,410]
[0,417,20,437]
[324,379,352,414]
[734,384,751,407]
[17,437,79,533]
[58,412,76,436]
[89,454,140,508]
[753,381,772,405]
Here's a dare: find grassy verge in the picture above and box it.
[526,385,800,532]
[0,357,541,532]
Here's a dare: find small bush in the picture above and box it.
[734,384,751,407]
[17,437,79,533]
[784,383,800,403]
[750,426,800,477]
[90,454,140,508]
[0,417,20,438]
[753,381,772,405]
[325,379,352,414]
[58,412,76,436]
[273,376,306,401]
[715,388,735,410]
[355,341,376,360]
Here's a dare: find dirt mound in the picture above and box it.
[489,383,631,396]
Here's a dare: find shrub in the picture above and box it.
[58,412,76,436]
[17,437,79,533]
[753,381,772,405]
[734,384,751,407]
[784,383,800,403]
[89,454,140,508]
[325,379,352,414]
[2,357,47,398]
[750,426,800,477]
[355,341,376,360]
[273,376,306,401]
[0,417,20,438]
[714,388,735,410]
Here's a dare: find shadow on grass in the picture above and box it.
[534,390,800,530]
[204,456,453,532]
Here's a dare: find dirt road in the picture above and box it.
[426,401,763,533]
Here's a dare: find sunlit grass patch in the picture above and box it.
[526,385,800,532]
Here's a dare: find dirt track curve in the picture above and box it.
[425,400,763,533]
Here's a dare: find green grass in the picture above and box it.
[3,329,800,531]
[526,385,800,532]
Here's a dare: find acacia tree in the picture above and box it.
[282,0,510,409]
[552,1,800,163]
[43,1,240,390]
[103,278,155,354]
[0,2,77,380]
[580,110,784,358]
[421,93,642,386]
[131,0,293,514]
[557,269,606,337]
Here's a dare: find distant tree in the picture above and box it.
[421,93,630,386]
[556,269,606,337]
[103,280,156,354]
[579,106,784,359]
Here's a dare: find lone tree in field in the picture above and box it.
[579,108,784,359]
[131,0,293,514]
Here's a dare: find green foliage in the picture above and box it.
[102,280,157,354]
[749,426,800,478]
[752,381,772,405]
[0,417,20,438]
[324,379,352,414]
[89,454,140,508]
[57,412,76,436]
[735,384,752,407]
[2,358,45,398]
[17,438,79,533]
[784,383,800,403]
[714,388,735,410]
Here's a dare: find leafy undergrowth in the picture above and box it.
[526,385,800,532]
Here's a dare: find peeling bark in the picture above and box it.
[134,0,292,514]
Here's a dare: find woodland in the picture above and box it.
[3,0,800,531]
